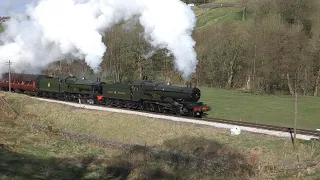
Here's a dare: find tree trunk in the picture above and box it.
[138,56,142,80]
[265,81,271,94]
[59,62,62,74]
[313,69,320,97]
[303,68,308,96]
[252,42,257,92]
[137,35,143,80]
[226,53,238,89]
[287,73,294,95]
[246,74,251,90]
[114,49,121,82]
[242,6,247,21]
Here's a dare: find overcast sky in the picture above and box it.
[0,0,35,16]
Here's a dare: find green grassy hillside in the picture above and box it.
[194,7,241,28]
[200,87,320,130]
[193,1,244,29]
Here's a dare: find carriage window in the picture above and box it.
[25,81,31,85]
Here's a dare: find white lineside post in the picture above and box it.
[6,60,12,92]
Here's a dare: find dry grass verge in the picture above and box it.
[1,92,320,179]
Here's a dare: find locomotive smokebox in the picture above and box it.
[190,87,201,102]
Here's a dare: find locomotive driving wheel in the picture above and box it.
[149,103,155,112]
[157,105,164,113]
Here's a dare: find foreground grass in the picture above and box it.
[199,87,320,130]
[2,95,253,179]
[0,101,121,179]
[2,92,320,179]
[0,115,254,180]
[1,110,255,180]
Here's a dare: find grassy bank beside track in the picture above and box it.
[1,92,320,179]
[198,87,320,131]
[0,97,120,179]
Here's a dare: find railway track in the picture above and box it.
[202,117,320,138]
[2,91,320,139]
[130,109,320,138]
[44,97,320,139]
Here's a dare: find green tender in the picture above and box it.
[102,83,131,100]
[38,76,61,93]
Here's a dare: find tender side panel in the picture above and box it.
[102,83,131,100]
[38,77,61,93]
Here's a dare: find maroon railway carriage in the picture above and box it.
[0,73,41,92]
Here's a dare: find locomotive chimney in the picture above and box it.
[192,78,197,88]
[186,81,192,87]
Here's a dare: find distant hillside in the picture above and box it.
[0,16,10,22]
[0,23,3,33]
[194,7,240,28]
[0,4,241,32]
[193,2,244,29]
[0,16,9,33]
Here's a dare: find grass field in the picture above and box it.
[194,6,242,28]
[1,92,320,179]
[192,0,247,29]
[199,87,320,130]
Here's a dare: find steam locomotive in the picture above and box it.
[0,73,211,117]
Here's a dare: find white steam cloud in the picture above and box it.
[0,0,197,79]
